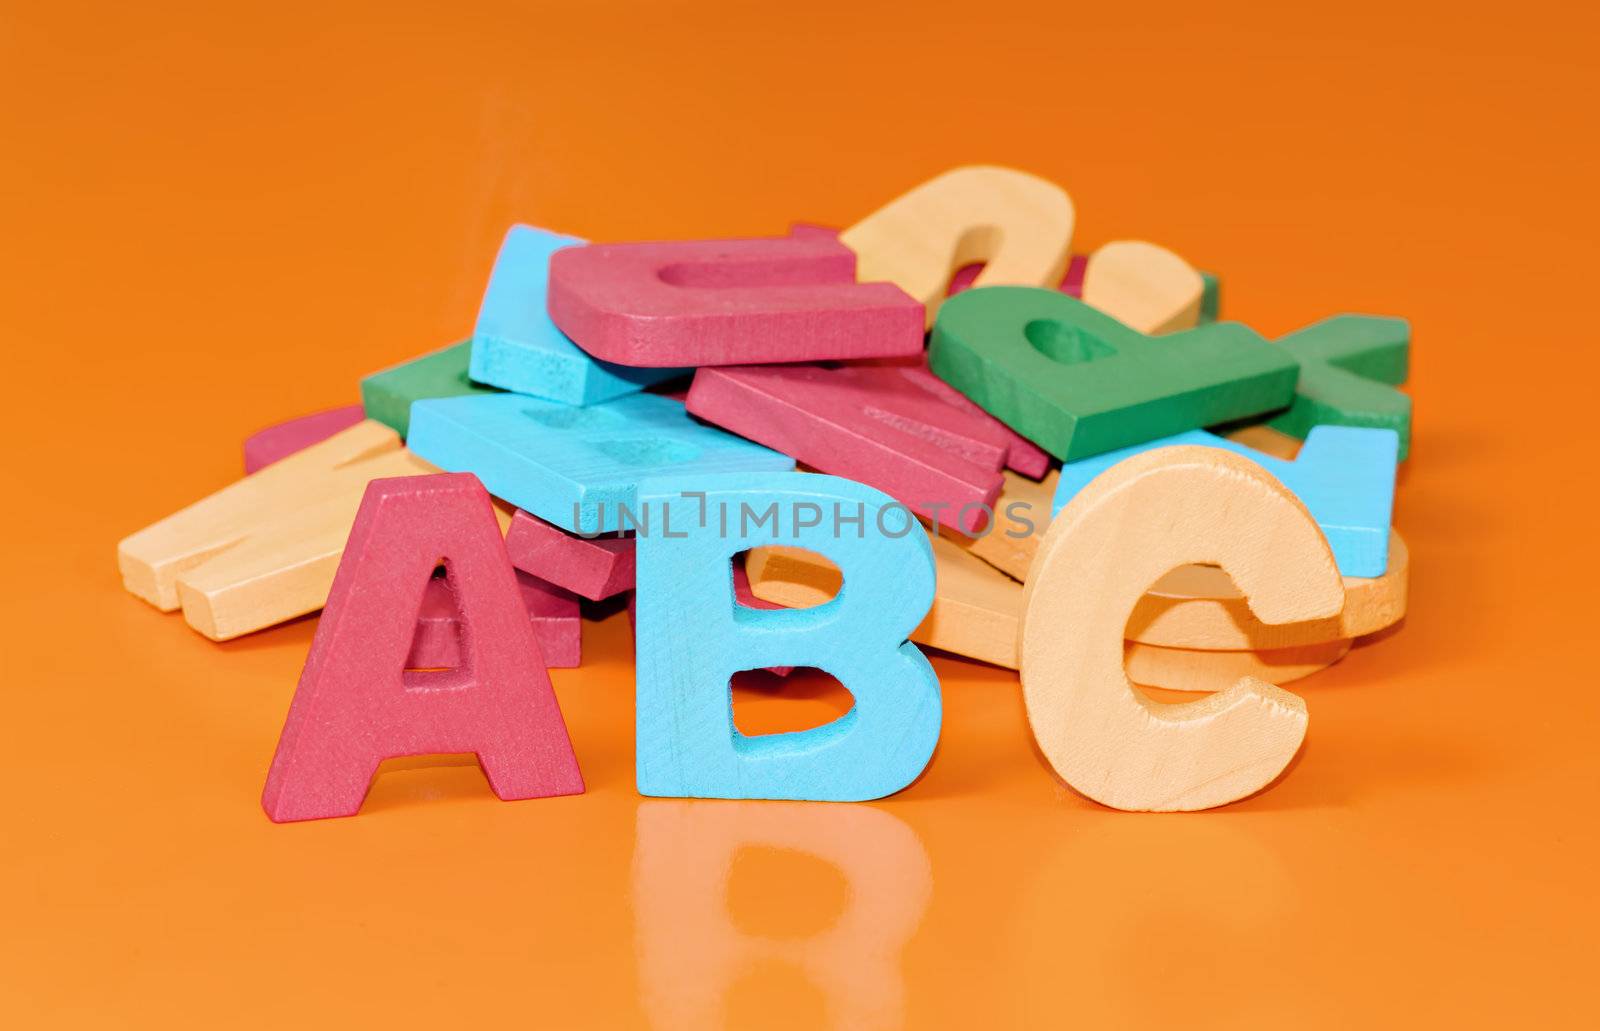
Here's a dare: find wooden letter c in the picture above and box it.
[1019,446,1346,811]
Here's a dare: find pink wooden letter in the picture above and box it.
[863,358,1052,478]
[261,472,584,822]
[406,571,581,670]
[504,509,636,601]
[242,404,366,473]
[546,229,925,367]
[686,363,1005,533]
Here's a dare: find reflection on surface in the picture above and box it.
[633,800,930,1030]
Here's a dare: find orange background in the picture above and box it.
[3,1,1596,1026]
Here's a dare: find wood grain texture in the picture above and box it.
[261,473,583,822]
[742,544,843,608]
[748,518,1384,662]
[406,392,794,534]
[1127,530,1409,649]
[1125,639,1352,693]
[503,508,635,601]
[955,463,1375,628]
[118,419,441,640]
[1019,446,1346,811]
[955,468,1059,581]
[545,229,924,366]
[242,405,365,473]
[686,362,1004,534]
[929,286,1298,461]
[634,472,941,800]
[838,165,1075,328]
[1052,425,1399,576]
[360,340,499,438]
[916,534,1025,668]
[468,225,686,404]
[1080,240,1204,334]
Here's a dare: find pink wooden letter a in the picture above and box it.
[261,472,584,822]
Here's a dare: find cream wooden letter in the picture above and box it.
[1081,240,1204,334]
[1019,446,1346,811]
[840,165,1074,327]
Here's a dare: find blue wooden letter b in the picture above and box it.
[635,472,942,801]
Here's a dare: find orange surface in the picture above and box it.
[2,1,1597,1026]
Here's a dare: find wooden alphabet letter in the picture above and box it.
[929,287,1298,461]
[360,341,501,439]
[469,225,688,404]
[503,509,635,601]
[634,472,941,800]
[118,419,438,639]
[1019,446,1346,811]
[1052,425,1399,576]
[243,405,366,473]
[839,165,1075,327]
[1079,240,1205,334]
[407,392,794,533]
[686,362,1006,533]
[261,473,583,822]
[1264,314,1412,459]
[546,229,925,366]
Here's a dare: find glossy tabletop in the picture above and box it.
[2,2,1596,1027]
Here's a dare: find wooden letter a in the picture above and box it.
[261,473,584,822]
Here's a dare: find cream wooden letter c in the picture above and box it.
[1019,446,1347,811]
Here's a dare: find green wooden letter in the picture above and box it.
[928,287,1298,461]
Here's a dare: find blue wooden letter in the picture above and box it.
[407,393,793,533]
[634,472,942,801]
[469,226,689,405]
